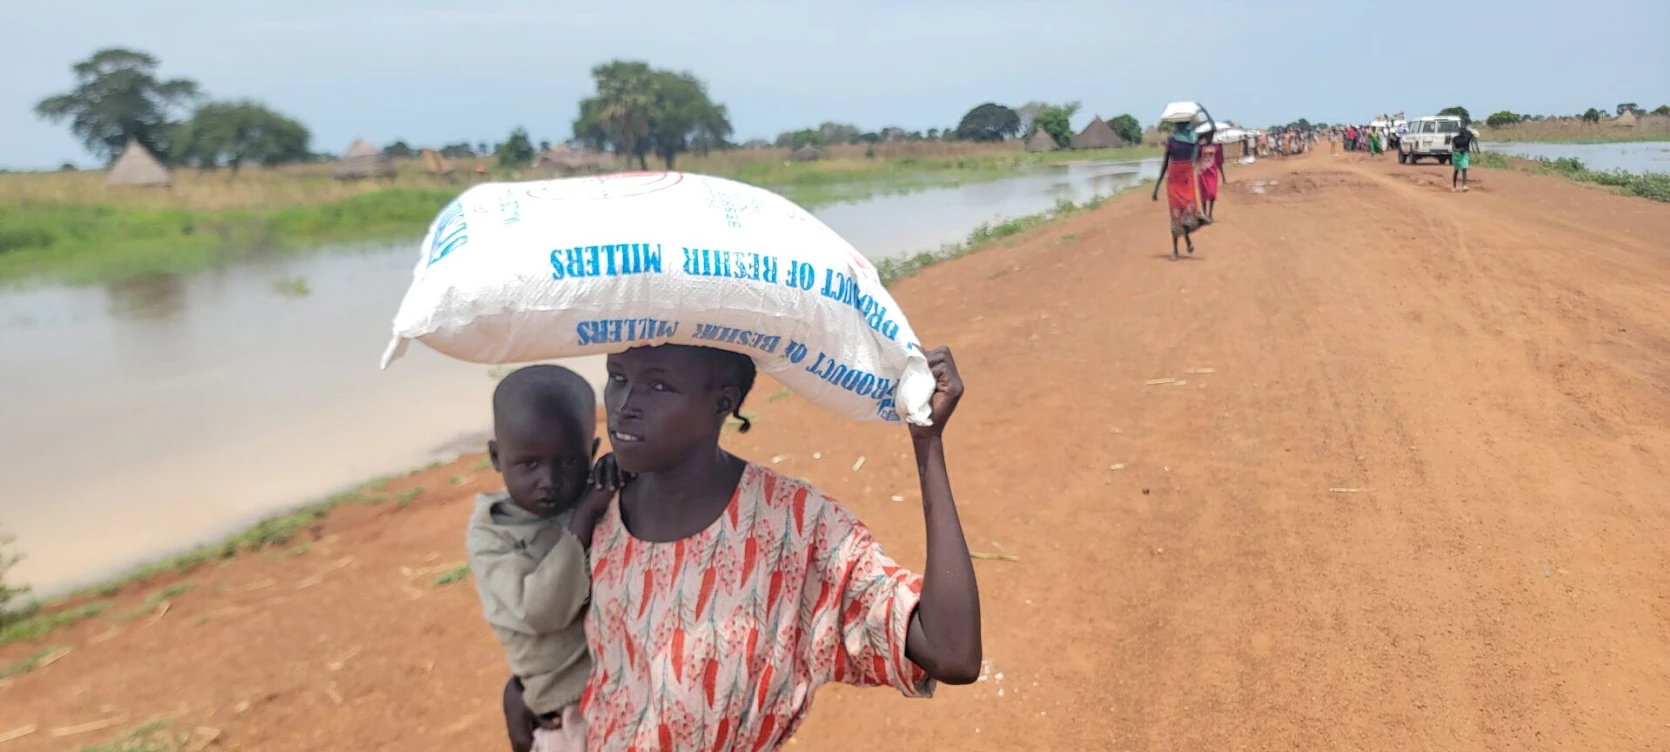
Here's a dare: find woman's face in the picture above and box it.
[604,346,728,475]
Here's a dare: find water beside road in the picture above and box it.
[1481,141,1670,172]
[0,157,1161,593]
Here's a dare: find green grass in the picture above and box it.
[765,147,1158,209]
[1479,153,1670,203]
[1474,152,1516,169]
[396,487,424,507]
[76,719,182,752]
[876,191,1121,285]
[433,564,471,586]
[0,601,111,646]
[8,461,471,639]
[1,147,1161,287]
[271,275,310,298]
[108,581,198,624]
[342,477,392,506]
[53,498,340,604]
[734,146,1158,188]
[0,188,456,286]
[0,645,66,680]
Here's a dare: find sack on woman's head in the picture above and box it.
[382,172,934,425]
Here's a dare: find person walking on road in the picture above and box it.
[1153,121,1206,260]
[1197,130,1225,222]
[1451,124,1478,192]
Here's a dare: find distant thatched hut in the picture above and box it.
[537,144,614,177]
[1071,116,1126,149]
[332,139,397,180]
[1614,110,1638,127]
[105,138,171,188]
[1024,129,1059,153]
[789,145,824,162]
[419,148,454,177]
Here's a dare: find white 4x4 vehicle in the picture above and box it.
[1399,116,1465,164]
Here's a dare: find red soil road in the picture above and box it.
[3,150,1670,751]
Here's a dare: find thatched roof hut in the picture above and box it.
[105,139,171,188]
[1071,116,1126,149]
[1639,114,1670,132]
[537,144,614,176]
[419,148,454,176]
[1615,110,1638,127]
[1024,129,1059,153]
[332,139,397,180]
[789,145,824,162]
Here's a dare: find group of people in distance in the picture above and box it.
[1331,121,1479,192]
[1331,123,1394,155]
[1234,128,1314,160]
[467,344,979,751]
[1151,111,1485,256]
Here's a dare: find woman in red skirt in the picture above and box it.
[1151,121,1206,260]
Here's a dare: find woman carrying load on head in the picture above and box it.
[505,343,983,752]
[1152,119,1206,260]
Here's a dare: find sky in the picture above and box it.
[3,0,1667,170]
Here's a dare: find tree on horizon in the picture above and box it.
[35,48,202,162]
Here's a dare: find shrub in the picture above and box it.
[0,526,27,622]
[1485,110,1520,128]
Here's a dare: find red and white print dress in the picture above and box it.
[580,463,933,751]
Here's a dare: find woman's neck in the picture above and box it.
[620,442,747,543]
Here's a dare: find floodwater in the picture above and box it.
[0,158,1160,594]
[1480,140,1670,172]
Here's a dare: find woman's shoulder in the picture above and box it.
[744,463,842,509]
[742,463,866,534]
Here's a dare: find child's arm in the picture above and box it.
[568,453,628,550]
[902,346,983,685]
[517,533,592,634]
[520,456,626,631]
[468,519,591,636]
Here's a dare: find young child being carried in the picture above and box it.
[466,365,625,752]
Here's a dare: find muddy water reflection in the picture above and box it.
[0,159,1156,593]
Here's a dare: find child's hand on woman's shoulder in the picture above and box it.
[908,346,964,441]
[570,453,630,546]
[583,453,631,506]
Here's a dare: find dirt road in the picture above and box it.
[4,150,1669,751]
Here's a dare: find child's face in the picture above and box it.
[490,418,596,518]
[604,347,731,475]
